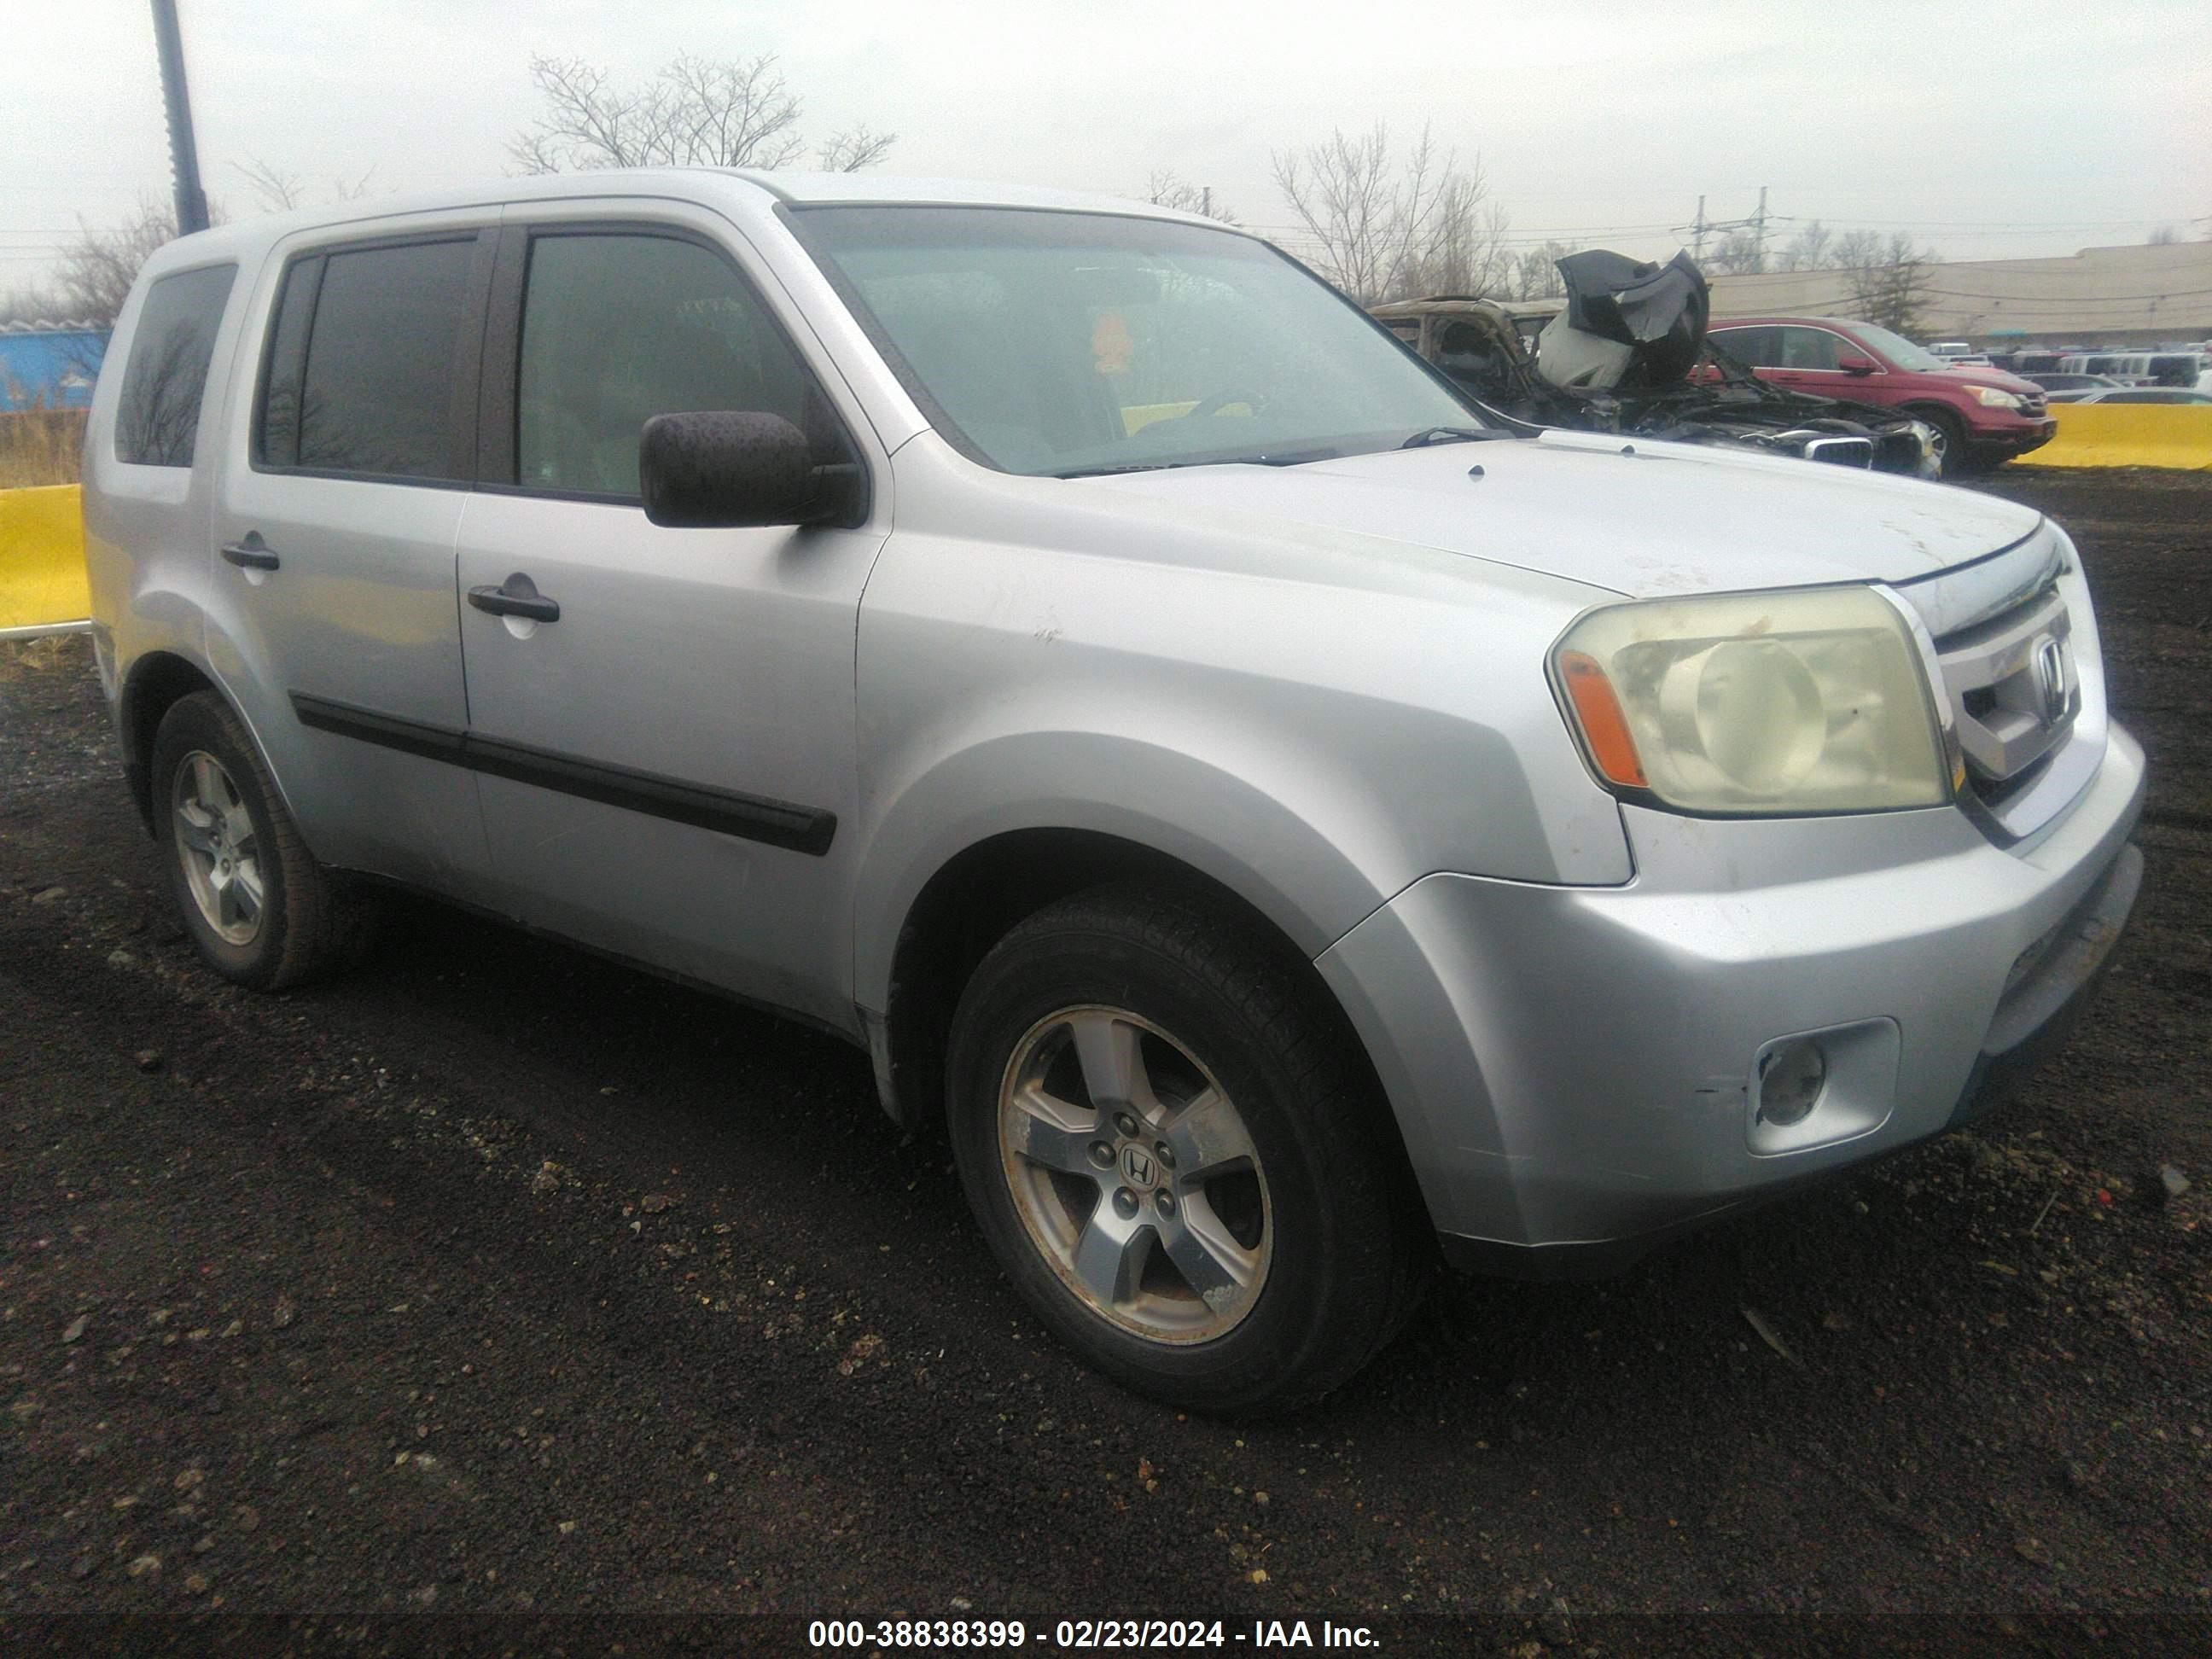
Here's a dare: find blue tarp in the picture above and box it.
[0,330,108,410]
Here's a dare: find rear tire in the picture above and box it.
[946,882,1425,1413]
[150,691,376,990]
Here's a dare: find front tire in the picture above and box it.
[1913,406,1972,478]
[150,691,374,989]
[946,882,1423,1412]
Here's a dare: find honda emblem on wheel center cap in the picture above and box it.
[1121,1145,1158,1190]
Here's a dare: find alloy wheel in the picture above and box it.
[997,1005,1272,1344]
[172,749,265,946]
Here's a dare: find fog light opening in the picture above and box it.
[1756,1038,1829,1127]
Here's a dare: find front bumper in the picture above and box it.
[1318,725,2145,1274]
[1974,416,2058,459]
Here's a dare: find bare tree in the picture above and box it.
[231,158,381,215]
[818,125,896,173]
[46,200,195,324]
[1399,187,1513,299]
[1837,231,1939,334]
[1141,169,1237,224]
[234,158,309,212]
[1507,241,1572,301]
[1775,220,1834,271]
[1706,225,1768,276]
[511,52,892,174]
[2146,225,2180,246]
[1271,122,1506,303]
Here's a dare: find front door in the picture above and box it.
[453,217,886,1031]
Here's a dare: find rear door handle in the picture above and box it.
[467,573,560,624]
[221,533,280,571]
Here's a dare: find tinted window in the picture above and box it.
[1710,326,1779,368]
[253,256,320,469]
[297,239,475,480]
[115,264,236,466]
[515,234,831,498]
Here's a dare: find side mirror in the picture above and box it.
[1837,354,1878,376]
[639,411,860,529]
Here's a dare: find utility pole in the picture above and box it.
[1751,185,1769,272]
[149,0,210,235]
[1201,185,1212,220]
[1691,194,1708,262]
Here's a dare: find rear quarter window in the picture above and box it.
[114,264,237,467]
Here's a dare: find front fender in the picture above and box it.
[851,725,1400,1016]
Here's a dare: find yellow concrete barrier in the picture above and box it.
[0,484,90,636]
[2032,404,2212,471]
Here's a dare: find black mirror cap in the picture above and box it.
[639,411,862,529]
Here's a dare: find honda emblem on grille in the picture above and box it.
[2032,636,2068,723]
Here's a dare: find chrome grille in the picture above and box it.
[1934,582,2078,805]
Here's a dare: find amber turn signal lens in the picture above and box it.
[1558,650,1648,789]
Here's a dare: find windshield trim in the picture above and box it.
[779,201,1494,477]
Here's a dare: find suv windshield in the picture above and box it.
[791,206,1482,477]
[1847,323,1947,372]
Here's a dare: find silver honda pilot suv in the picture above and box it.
[82,171,2145,1411]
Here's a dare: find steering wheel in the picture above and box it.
[1185,387,1270,419]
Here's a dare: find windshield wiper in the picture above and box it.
[1057,448,1340,479]
[1054,459,1218,479]
[1398,425,1509,449]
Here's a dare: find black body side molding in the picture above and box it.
[288,692,837,856]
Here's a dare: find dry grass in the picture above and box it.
[0,409,88,488]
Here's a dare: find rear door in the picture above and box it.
[208,223,498,895]
[452,206,887,1030]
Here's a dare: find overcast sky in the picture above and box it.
[4,0,2207,299]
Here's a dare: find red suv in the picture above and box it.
[1706,317,2055,475]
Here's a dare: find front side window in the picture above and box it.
[515,232,834,498]
[1845,323,1945,371]
[790,206,1478,477]
[294,238,476,480]
[115,264,236,467]
[1779,328,1842,371]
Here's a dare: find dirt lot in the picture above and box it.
[1,468,2206,1655]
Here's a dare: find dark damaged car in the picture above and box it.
[1373,251,1940,478]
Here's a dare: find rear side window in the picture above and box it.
[1710,325,1779,368]
[259,237,480,482]
[115,264,236,466]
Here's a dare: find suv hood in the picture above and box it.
[1936,365,2044,396]
[1084,429,2043,597]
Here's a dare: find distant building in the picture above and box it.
[0,321,108,411]
[1709,242,2212,348]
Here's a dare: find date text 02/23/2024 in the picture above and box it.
[807,1619,1381,1650]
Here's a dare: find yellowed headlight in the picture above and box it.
[1554,586,1950,815]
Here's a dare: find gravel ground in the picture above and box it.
[1,469,2206,1656]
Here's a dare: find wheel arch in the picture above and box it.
[118,650,223,835]
[869,825,1434,1237]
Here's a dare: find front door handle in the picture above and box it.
[221,533,280,571]
[467,573,560,624]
